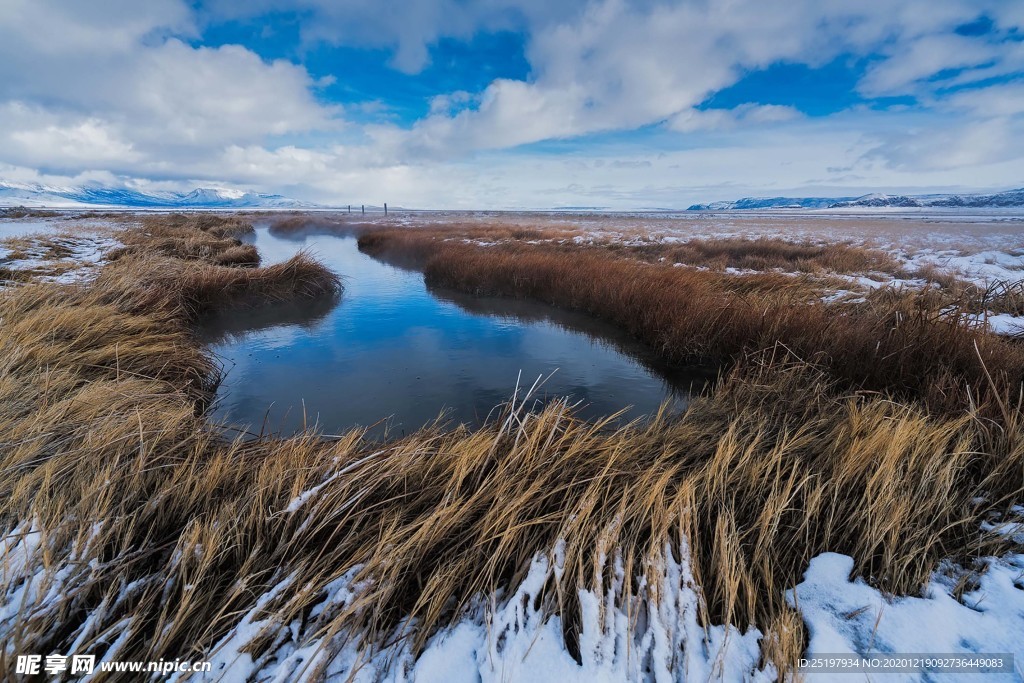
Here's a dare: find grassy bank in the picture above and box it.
[358,227,1024,416]
[1,214,1022,679]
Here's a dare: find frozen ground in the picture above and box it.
[184,506,1024,682]
[0,215,122,284]
[4,524,1021,682]
[384,208,1024,276]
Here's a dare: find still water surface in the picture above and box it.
[200,224,711,437]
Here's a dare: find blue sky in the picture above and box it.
[0,0,1023,208]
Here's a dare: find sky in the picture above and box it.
[1,0,1023,209]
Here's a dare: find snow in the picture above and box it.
[0,229,121,285]
[915,249,1024,284]
[790,552,1024,682]
[183,538,773,683]
[0,219,63,240]
[4,510,1023,683]
[157,533,1024,682]
[979,313,1024,337]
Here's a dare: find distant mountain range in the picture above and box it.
[686,197,851,210]
[687,188,1024,211]
[0,181,317,209]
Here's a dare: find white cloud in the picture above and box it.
[0,0,194,55]
[864,115,1024,172]
[198,0,591,73]
[943,81,1024,117]
[393,0,1022,155]
[859,34,1020,97]
[4,108,140,167]
[0,0,1023,207]
[0,0,340,175]
[668,104,801,133]
[125,40,339,145]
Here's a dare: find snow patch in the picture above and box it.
[790,552,1024,682]
[187,539,773,683]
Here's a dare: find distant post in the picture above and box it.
[384,202,388,216]
[347,205,351,213]
[361,204,364,214]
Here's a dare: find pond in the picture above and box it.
[199,223,713,438]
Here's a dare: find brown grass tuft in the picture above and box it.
[629,236,903,274]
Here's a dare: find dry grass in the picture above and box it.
[97,214,338,319]
[906,265,1024,316]
[0,231,116,284]
[0,264,40,283]
[1,214,1022,679]
[2,345,1021,679]
[359,229,1024,415]
[1,234,79,262]
[624,236,904,274]
[108,213,258,265]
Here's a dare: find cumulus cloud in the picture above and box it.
[197,0,591,73]
[0,0,1022,206]
[389,0,1024,156]
[0,0,340,176]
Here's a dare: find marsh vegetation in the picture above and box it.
[1,212,1022,679]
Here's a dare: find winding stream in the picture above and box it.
[199,223,713,437]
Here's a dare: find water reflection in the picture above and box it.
[202,224,711,438]
[428,286,716,398]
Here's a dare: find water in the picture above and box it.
[200,224,712,438]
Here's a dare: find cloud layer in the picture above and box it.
[2,0,1023,207]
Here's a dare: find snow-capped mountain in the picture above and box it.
[687,196,854,211]
[688,188,1024,211]
[829,188,1024,208]
[0,181,318,209]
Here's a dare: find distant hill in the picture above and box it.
[688,188,1024,211]
[829,188,1024,208]
[687,196,854,211]
[0,181,317,209]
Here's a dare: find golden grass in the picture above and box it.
[1,213,1022,679]
[108,213,257,264]
[623,236,905,274]
[2,347,1020,678]
[359,229,1024,416]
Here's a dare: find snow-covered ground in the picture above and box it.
[5,526,1020,682]
[0,217,121,284]
[189,520,1024,682]
[793,552,1024,683]
[183,540,772,683]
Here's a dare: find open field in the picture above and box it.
[2,210,1024,680]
